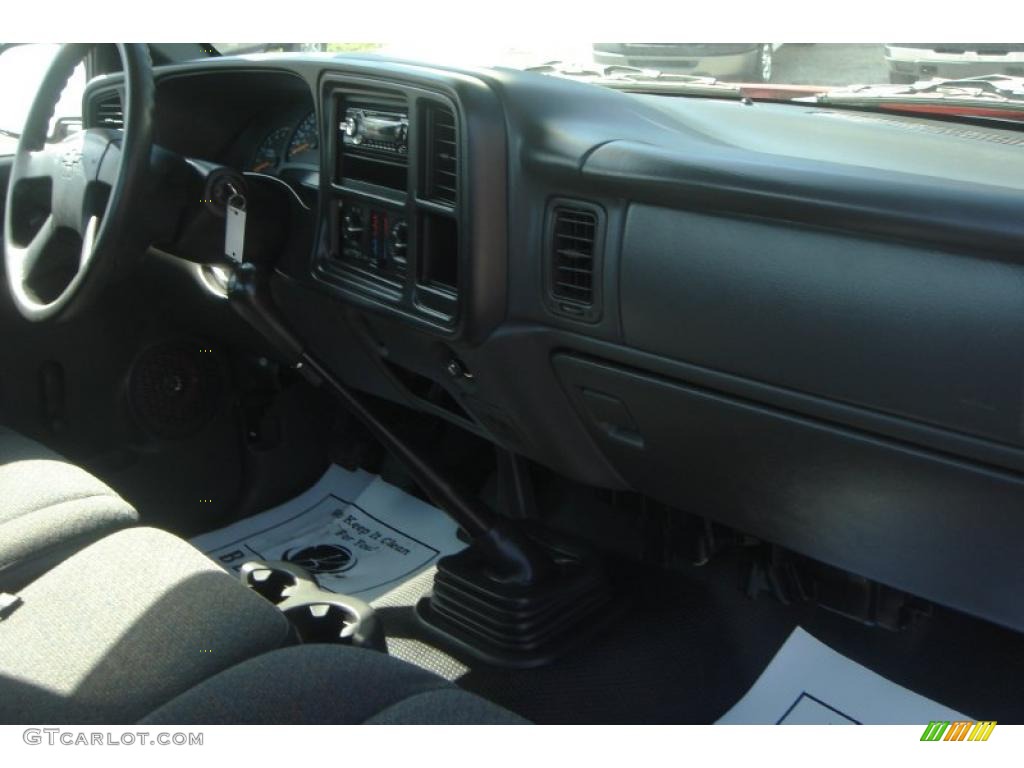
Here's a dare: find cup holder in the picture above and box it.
[241,566,300,605]
[238,560,385,652]
[284,602,360,644]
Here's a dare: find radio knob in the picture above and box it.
[341,112,365,144]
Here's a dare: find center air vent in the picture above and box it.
[93,91,123,128]
[424,103,457,205]
[548,203,603,321]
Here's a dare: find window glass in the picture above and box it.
[0,44,86,156]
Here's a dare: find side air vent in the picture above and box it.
[548,203,603,321]
[425,104,457,205]
[94,92,123,128]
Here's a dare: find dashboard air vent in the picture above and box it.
[94,92,123,128]
[551,206,598,307]
[426,104,457,205]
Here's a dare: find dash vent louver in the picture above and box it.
[426,104,457,205]
[94,92,123,128]
[551,206,598,307]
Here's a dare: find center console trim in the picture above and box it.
[306,69,505,345]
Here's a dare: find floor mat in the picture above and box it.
[717,627,967,724]
[371,559,801,724]
[370,554,1024,724]
[195,477,1024,724]
[191,465,466,602]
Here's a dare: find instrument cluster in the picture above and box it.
[249,111,319,173]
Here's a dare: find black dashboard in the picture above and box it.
[82,54,1024,635]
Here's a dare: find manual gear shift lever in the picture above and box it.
[227,262,552,586]
[229,262,611,666]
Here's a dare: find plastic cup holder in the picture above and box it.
[242,566,299,605]
[238,559,387,651]
[284,601,361,644]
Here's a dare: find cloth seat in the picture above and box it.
[0,527,293,724]
[141,644,528,725]
[0,425,137,589]
[0,525,526,725]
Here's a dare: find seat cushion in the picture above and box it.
[141,644,528,725]
[0,527,292,724]
[0,425,137,589]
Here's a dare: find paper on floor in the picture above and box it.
[191,465,465,603]
[717,627,969,724]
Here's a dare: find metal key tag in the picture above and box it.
[225,192,247,263]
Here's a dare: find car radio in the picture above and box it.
[339,107,409,157]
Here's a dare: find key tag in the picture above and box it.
[225,188,247,263]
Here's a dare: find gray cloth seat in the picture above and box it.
[0,425,137,589]
[0,525,526,725]
[0,527,293,724]
[141,644,528,725]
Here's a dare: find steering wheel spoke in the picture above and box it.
[19,148,57,181]
[95,137,122,187]
[80,215,99,266]
[8,214,57,282]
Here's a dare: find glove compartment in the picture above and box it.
[554,352,1024,633]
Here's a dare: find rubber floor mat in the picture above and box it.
[370,554,1024,724]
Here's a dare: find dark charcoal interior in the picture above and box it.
[2,45,1024,725]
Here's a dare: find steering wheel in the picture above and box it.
[3,44,154,321]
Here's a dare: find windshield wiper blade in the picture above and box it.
[526,61,744,97]
[816,74,1024,106]
[908,74,1024,99]
[0,127,20,139]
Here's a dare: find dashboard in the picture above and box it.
[82,55,1024,636]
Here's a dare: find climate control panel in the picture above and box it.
[334,200,408,285]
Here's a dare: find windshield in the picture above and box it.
[0,44,85,153]
[212,42,1024,88]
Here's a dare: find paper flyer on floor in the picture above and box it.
[192,465,465,602]
[717,627,969,724]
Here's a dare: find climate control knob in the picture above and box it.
[390,220,408,254]
[343,210,364,238]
